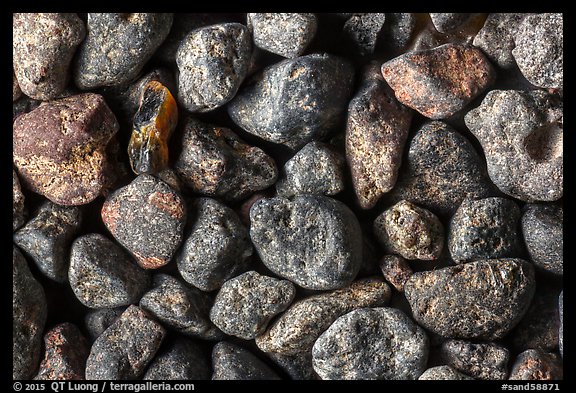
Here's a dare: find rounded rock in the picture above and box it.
[144,337,211,380]
[521,203,563,275]
[509,349,563,380]
[418,365,474,380]
[378,255,413,292]
[342,13,386,56]
[429,13,474,33]
[212,342,281,380]
[440,339,510,380]
[84,307,125,342]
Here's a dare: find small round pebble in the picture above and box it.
[521,203,563,275]
[441,339,510,380]
[13,169,26,232]
[342,13,386,56]
[418,365,474,380]
[143,337,211,380]
[84,307,125,342]
[378,255,413,292]
[212,342,281,380]
[509,349,563,380]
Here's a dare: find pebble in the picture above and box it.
[267,351,318,380]
[228,53,354,149]
[84,307,125,342]
[381,13,417,55]
[312,307,429,380]
[177,197,253,292]
[276,141,345,198]
[13,246,47,380]
[143,337,211,380]
[249,194,362,290]
[381,43,495,119]
[34,323,89,380]
[13,201,82,283]
[139,274,222,340]
[212,342,281,380]
[448,197,522,263]
[13,94,41,122]
[509,349,563,380]
[465,89,563,202]
[559,292,563,357]
[429,13,474,33]
[102,174,186,269]
[418,365,474,380]
[85,305,166,380]
[373,200,444,260]
[13,169,26,231]
[521,203,563,275]
[512,13,563,89]
[13,70,22,101]
[13,93,119,206]
[404,258,536,340]
[247,13,317,58]
[441,339,509,380]
[379,255,413,292]
[13,13,85,100]
[174,117,278,202]
[346,63,412,209]
[176,23,251,112]
[74,13,173,89]
[342,13,386,56]
[256,277,391,356]
[210,271,296,340]
[68,233,151,308]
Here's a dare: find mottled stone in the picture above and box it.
[84,307,125,342]
[13,95,41,122]
[509,350,563,380]
[405,259,536,340]
[13,169,26,232]
[247,13,317,58]
[177,197,252,292]
[267,351,318,380]
[74,13,173,89]
[342,13,386,56]
[13,93,119,206]
[441,339,509,380]
[382,13,417,54]
[256,277,391,355]
[465,90,563,202]
[312,307,429,380]
[379,255,413,292]
[429,13,474,33]
[212,342,281,380]
[14,201,82,283]
[174,117,278,202]
[13,70,22,101]
[13,13,85,100]
[144,337,211,380]
[521,204,563,275]
[381,43,495,119]
[418,365,474,380]
[250,195,362,290]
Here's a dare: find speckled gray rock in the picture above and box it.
[342,13,386,56]
[13,246,47,380]
[210,271,296,340]
[513,13,563,89]
[256,277,391,356]
[14,201,82,283]
[13,169,26,232]
[176,23,251,112]
[74,13,172,89]
[177,197,252,292]
[448,197,522,263]
[465,90,563,202]
[312,307,429,380]
[441,339,509,380]
[13,13,85,100]
[250,195,362,290]
[521,204,563,275]
[143,337,211,380]
[346,63,412,209]
[13,70,22,101]
[139,274,222,340]
[228,53,354,149]
[84,307,125,342]
[212,342,281,380]
[509,349,563,380]
[267,351,318,380]
[385,121,494,217]
[405,259,535,340]
[247,13,317,58]
[382,13,417,55]
[174,117,278,202]
[276,141,345,197]
[101,174,186,269]
[559,291,563,357]
[379,255,413,292]
[85,305,166,380]
[418,366,474,380]
[429,13,474,33]
[69,233,151,309]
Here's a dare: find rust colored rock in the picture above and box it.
[381,43,495,119]
[13,93,119,206]
[379,255,413,292]
[509,350,563,380]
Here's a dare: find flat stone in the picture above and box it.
[342,13,386,56]
[418,365,474,380]
[521,203,563,275]
[143,337,211,380]
[212,342,282,380]
[13,169,26,232]
[441,339,510,380]
[379,255,413,292]
[509,349,563,380]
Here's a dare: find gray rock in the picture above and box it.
[374,200,444,261]
[84,307,126,342]
[276,141,345,198]
[429,13,474,33]
[382,13,417,54]
[512,13,563,89]
[267,351,319,380]
[212,342,281,380]
[405,259,536,340]
[509,349,563,380]
[85,305,166,380]
[176,23,251,112]
[378,255,413,292]
[521,203,563,275]
[448,197,522,263]
[247,13,317,58]
[228,53,354,149]
[13,169,26,231]
[342,13,386,56]
[177,197,253,292]
[418,365,474,380]
[139,274,222,340]
[465,90,563,202]
[559,291,563,357]
[13,246,47,380]
[441,339,510,380]
[69,233,151,309]
[13,95,42,122]
[256,277,391,356]
[74,13,173,89]
[144,337,211,380]
[14,201,82,283]
[13,13,85,100]
[312,307,429,380]
[250,195,362,290]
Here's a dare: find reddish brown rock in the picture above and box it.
[509,350,563,380]
[379,255,413,292]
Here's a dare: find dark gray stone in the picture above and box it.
[342,13,386,56]
[13,169,26,232]
[429,13,474,33]
[521,204,563,275]
[84,307,126,342]
[441,339,509,380]
[418,365,474,380]
[559,291,563,357]
[382,13,417,54]
[212,342,281,380]
[144,337,211,380]
[267,351,319,380]
[509,349,563,380]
